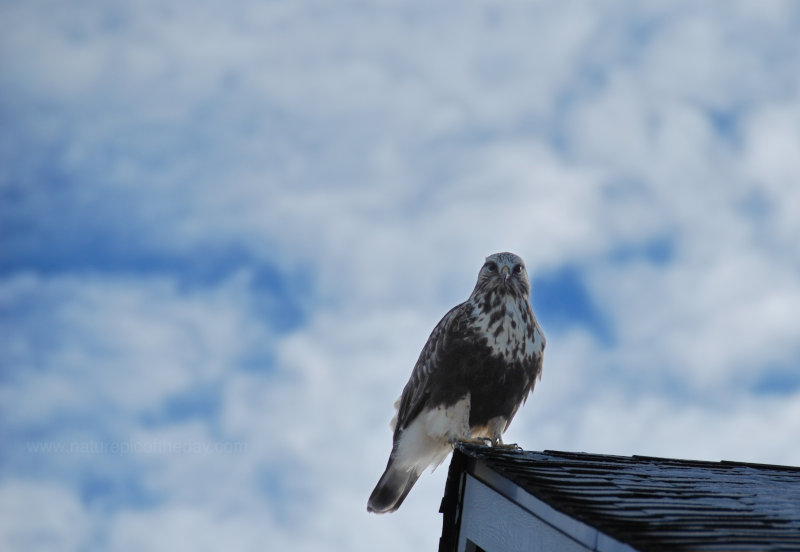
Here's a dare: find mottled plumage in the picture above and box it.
[367,252,545,514]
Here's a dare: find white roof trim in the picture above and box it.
[470,461,641,552]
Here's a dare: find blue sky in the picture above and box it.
[3,1,800,550]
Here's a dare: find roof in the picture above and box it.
[440,444,800,552]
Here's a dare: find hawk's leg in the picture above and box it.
[485,417,520,449]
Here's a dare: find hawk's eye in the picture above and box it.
[486,262,498,272]
[513,264,523,274]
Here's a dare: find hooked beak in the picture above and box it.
[500,265,510,284]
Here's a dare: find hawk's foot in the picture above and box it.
[452,437,493,447]
[493,442,522,450]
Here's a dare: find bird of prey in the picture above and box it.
[367,252,546,514]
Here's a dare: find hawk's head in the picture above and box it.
[471,252,530,299]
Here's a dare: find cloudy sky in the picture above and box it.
[2,0,800,550]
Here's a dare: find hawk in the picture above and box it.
[367,252,546,514]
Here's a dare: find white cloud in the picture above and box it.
[741,102,800,246]
[107,507,284,552]
[519,383,800,465]
[0,480,92,552]
[0,273,265,424]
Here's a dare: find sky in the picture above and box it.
[2,0,800,550]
